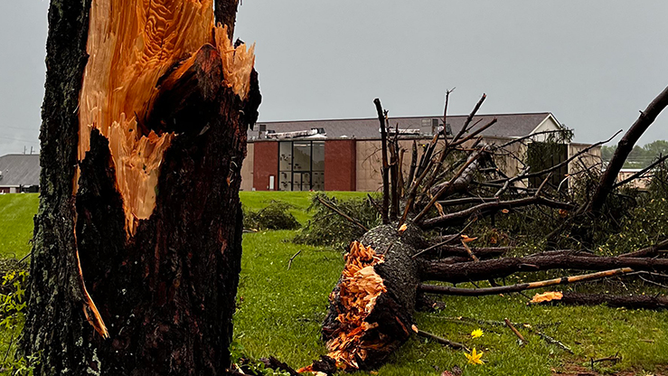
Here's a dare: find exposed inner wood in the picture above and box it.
[78,0,255,235]
[301,241,387,371]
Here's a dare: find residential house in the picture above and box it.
[0,154,40,193]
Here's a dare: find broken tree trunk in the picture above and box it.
[22,1,260,375]
[310,224,425,371]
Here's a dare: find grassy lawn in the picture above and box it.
[1,191,666,374]
[235,229,668,376]
[0,193,38,258]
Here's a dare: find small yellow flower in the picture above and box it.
[465,348,484,365]
[471,328,483,338]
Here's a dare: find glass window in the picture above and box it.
[312,141,325,171]
[293,142,311,172]
[277,141,325,191]
[279,142,292,172]
[278,171,292,191]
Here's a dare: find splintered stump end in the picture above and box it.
[303,225,422,372]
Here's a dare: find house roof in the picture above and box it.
[249,112,559,141]
[0,154,40,187]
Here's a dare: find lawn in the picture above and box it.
[0,191,666,375]
[235,229,668,376]
[0,193,38,258]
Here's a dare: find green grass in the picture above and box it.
[235,228,668,376]
[0,194,38,258]
[239,191,368,225]
[1,191,666,374]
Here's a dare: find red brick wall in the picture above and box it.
[252,141,278,191]
[325,139,356,191]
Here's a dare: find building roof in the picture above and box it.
[0,154,40,187]
[249,112,559,141]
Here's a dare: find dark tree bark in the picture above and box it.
[22,1,260,375]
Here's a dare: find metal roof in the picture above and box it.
[0,154,40,187]
[249,112,558,141]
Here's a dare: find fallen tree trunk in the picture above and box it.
[306,224,424,371]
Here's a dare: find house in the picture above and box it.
[0,154,40,193]
[241,112,601,192]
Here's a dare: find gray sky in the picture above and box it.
[2,1,668,155]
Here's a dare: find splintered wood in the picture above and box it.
[315,241,387,371]
[78,0,255,235]
[530,291,564,303]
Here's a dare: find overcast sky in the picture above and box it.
[2,1,668,155]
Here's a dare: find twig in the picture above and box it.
[638,275,668,289]
[504,318,525,345]
[315,195,368,232]
[613,154,668,188]
[592,353,621,364]
[413,149,485,224]
[411,235,460,259]
[416,329,468,351]
[461,240,479,262]
[422,195,575,229]
[18,250,32,264]
[535,331,573,354]
[411,219,476,259]
[287,250,302,271]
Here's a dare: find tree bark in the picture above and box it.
[319,224,425,370]
[22,1,260,375]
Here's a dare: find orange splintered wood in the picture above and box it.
[312,241,387,370]
[79,0,255,235]
[530,291,563,303]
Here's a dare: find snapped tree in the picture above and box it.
[21,0,260,375]
[301,88,668,373]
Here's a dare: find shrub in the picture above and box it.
[243,201,300,231]
[293,193,381,248]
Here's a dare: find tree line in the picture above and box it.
[601,139,668,169]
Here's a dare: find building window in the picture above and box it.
[278,141,325,191]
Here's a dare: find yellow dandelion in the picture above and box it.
[465,348,484,365]
[471,328,483,338]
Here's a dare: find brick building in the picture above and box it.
[241,113,600,192]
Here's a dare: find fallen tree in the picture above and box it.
[303,89,668,373]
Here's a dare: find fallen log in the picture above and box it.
[418,268,633,296]
[419,252,668,283]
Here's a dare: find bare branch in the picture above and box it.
[316,195,368,232]
[419,268,632,296]
[590,85,668,213]
[374,98,390,224]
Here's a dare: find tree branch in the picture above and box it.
[419,268,632,296]
[590,85,668,213]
